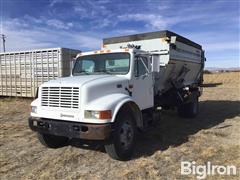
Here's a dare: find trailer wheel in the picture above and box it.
[104,110,136,161]
[178,93,199,118]
[37,133,69,148]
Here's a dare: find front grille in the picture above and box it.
[41,87,79,109]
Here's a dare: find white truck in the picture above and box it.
[29,30,205,160]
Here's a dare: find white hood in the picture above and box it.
[41,75,127,87]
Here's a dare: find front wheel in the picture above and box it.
[37,133,69,148]
[104,111,136,161]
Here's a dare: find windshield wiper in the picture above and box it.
[95,70,111,74]
[75,70,90,75]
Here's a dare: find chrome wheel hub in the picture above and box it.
[119,121,134,149]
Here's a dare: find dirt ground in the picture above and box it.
[0,72,240,180]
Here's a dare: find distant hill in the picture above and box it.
[205,67,240,72]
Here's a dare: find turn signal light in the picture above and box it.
[99,110,112,119]
[85,110,112,119]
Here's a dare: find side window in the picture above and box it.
[134,57,148,77]
[142,57,148,69]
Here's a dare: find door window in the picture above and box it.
[134,57,149,77]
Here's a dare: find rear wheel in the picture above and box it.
[178,93,199,118]
[104,110,136,161]
[37,133,69,148]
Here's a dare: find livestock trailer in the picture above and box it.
[0,48,80,97]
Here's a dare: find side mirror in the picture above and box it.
[170,36,177,44]
[152,55,160,72]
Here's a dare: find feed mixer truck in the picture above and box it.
[29,30,205,160]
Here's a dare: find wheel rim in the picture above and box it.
[119,120,134,149]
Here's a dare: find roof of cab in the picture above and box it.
[76,48,134,58]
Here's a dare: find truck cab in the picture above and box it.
[29,48,155,160]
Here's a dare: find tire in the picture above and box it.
[104,110,137,161]
[37,133,69,148]
[178,93,199,118]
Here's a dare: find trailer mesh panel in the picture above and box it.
[0,48,80,97]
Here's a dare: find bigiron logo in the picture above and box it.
[181,161,238,179]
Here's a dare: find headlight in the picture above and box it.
[84,110,111,119]
[31,106,37,113]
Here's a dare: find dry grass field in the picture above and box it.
[0,72,240,180]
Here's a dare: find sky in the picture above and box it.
[0,0,239,68]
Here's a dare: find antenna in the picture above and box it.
[0,34,6,52]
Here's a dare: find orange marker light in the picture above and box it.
[99,110,112,119]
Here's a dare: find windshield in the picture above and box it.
[72,53,130,75]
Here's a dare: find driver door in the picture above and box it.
[131,56,154,110]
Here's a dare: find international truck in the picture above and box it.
[28,30,205,160]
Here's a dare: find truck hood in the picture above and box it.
[41,75,128,87]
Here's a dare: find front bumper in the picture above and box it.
[28,117,112,140]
